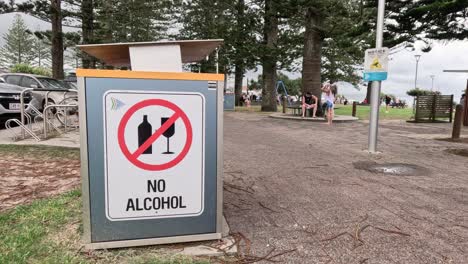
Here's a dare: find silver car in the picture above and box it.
[0,82,33,126]
[0,73,77,111]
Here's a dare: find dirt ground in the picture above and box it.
[1,111,467,263]
[0,153,80,211]
[223,112,468,263]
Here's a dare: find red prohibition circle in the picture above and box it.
[117,99,193,171]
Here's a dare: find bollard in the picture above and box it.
[352,101,357,117]
[282,96,287,114]
[452,104,463,139]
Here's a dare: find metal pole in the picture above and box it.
[465,79,468,126]
[20,88,33,139]
[414,55,421,89]
[452,104,463,139]
[20,90,25,139]
[415,61,418,89]
[368,0,385,153]
[430,75,435,91]
[216,48,219,74]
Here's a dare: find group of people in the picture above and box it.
[384,95,407,112]
[301,83,336,125]
[240,93,260,107]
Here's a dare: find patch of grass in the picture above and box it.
[0,190,213,264]
[234,104,284,113]
[0,190,85,264]
[233,103,414,120]
[0,144,80,159]
[334,104,414,120]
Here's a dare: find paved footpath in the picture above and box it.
[223,112,468,263]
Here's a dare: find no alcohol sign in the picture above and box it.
[104,91,205,221]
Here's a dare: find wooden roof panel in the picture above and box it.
[77,39,223,67]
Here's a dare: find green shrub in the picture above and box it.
[10,64,52,77]
[406,88,439,97]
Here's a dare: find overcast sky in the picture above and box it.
[0,11,466,103]
[242,40,468,103]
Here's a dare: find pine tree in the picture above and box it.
[0,1,14,13]
[30,31,52,68]
[261,0,280,112]
[178,0,258,105]
[0,14,35,68]
[386,0,468,42]
[17,0,85,77]
[81,0,95,68]
[93,0,172,43]
[298,0,368,109]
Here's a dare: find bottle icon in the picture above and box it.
[138,115,152,154]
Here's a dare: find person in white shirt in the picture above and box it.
[321,83,335,125]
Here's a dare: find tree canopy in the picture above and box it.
[0,14,35,68]
[0,0,465,108]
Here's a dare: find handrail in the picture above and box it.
[18,88,78,140]
[5,119,41,141]
[23,112,32,131]
[43,104,78,139]
[20,88,33,139]
[26,103,62,134]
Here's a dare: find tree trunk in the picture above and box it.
[365,81,371,103]
[234,0,246,107]
[81,0,95,68]
[51,0,64,79]
[234,63,244,106]
[302,7,323,114]
[261,0,278,112]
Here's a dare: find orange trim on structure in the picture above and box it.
[76,69,224,81]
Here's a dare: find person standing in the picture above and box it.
[322,84,335,125]
[385,95,392,113]
[301,92,318,118]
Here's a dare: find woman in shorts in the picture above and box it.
[322,83,335,125]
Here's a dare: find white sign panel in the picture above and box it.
[364,47,389,72]
[103,91,205,221]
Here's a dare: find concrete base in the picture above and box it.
[180,236,237,257]
[179,216,237,257]
[169,215,237,257]
[178,215,237,257]
[269,113,359,122]
[84,216,237,257]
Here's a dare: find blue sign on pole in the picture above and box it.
[363,72,388,81]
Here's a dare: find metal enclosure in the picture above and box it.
[77,69,224,249]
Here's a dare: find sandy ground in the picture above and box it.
[223,112,468,263]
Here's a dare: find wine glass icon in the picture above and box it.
[161,117,175,154]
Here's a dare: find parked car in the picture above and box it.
[59,80,78,90]
[0,82,33,127]
[0,73,77,112]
